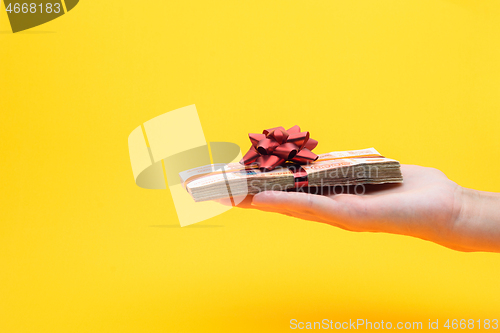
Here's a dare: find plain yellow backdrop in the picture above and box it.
[1,1,500,332]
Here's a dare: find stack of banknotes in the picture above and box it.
[179,148,403,202]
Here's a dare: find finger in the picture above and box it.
[249,198,355,230]
[283,211,356,231]
[252,191,364,222]
[217,194,298,215]
[251,192,358,231]
[216,195,254,208]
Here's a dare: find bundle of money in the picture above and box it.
[179,148,403,202]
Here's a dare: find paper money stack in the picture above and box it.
[180,148,403,202]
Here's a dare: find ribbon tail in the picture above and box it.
[288,165,309,188]
[256,155,285,171]
[241,147,260,165]
[291,148,318,163]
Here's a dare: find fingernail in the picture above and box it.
[251,193,265,206]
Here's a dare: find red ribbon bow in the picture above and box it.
[240,125,319,171]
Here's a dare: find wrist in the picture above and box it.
[455,186,477,226]
[452,186,500,252]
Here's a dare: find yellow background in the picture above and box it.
[1,0,500,332]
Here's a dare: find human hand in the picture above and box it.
[226,165,491,252]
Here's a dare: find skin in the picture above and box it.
[223,165,500,252]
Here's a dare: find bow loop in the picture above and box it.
[257,138,279,155]
[268,128,289,144]
[249,133,266,148]
[304,138,318,151]
[263,126,286,136]
[274,142,299,160]
[287,131,310,150]
[241,125,319,171]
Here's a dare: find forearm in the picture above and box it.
[452,187,500,252]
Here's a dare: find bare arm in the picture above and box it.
[452,188,500,252]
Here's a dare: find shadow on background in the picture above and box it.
[0,31,56,34]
